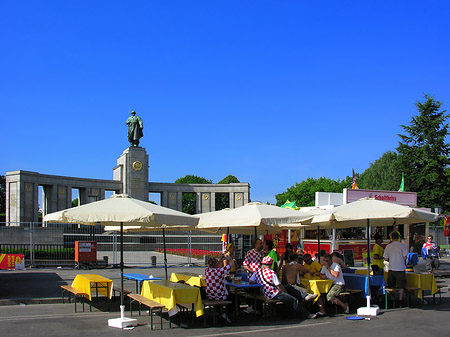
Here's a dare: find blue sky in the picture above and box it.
[1,1,450,205]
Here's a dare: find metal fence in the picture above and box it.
[0,222,223,268]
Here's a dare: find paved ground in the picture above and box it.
[0,258,449,337]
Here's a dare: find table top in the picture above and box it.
[122,273,162,282]
[141,280,204,317]
[299,278,334,302]
[225,280,262,289]
[170,272,206,287]
[343,273,386,296]
[72,274,112,301]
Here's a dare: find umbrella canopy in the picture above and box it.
[310,198,438,228]
[44,194,199,227]
[196,201,316,235]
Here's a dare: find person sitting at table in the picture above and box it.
[264,240,280,275]
[422,235,440,273]
[223,243,237,274]
[279,243,294,271]
[319,254,349,314]
[205,256,233,323]
[243,238,263,277]
[372,233,385,276]
[303,253,323,279]
[331,251,348,271]
[250,256,316,319]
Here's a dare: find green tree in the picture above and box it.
[275,176,352,207]
[216,175,240,210]
[397,95,450,211]
[72,198,79,207]
[358,151,401,191]
[174,175,212,214]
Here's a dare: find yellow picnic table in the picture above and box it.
[170,272,206,287]
[299,277,334,302]
[141,280,204,317]
[72,274,113,301]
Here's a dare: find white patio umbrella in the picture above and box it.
[44,194,198,328]
[310,197,439,316]
[196,201,319,237]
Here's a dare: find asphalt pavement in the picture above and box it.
[0,258,449,337]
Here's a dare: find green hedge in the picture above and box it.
[0,247,75,259]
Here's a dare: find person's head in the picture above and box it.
[288,253,298,263]
[264,240,274,251]
[226,243,235,253]
[303,253,313,265]
[331,251,342,259]
[285,243,293,252]
[391,231,399,240]
[320,249,327,257]
[261,256,273,267]
[252,239,263,251]
[131,110,136,115]
[208,257,219,268]
[321,254,333,267]
[427,235,433,242]
[374,233,383,244]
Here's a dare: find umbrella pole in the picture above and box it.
[120,221,124,316]
[366,219,371,307]
[254,226,257,238]
[163,227,168,280]
[317,225,320,263]
[227,227,230,246]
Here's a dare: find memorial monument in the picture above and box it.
[5,110,250,224]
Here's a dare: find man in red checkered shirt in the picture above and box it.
[249,256,316,319]
[243,238,263,277]
[205,256,234,322]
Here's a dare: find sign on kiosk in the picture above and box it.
[0,254,25,270]
[75,241,97,263]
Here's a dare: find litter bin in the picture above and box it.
[151,256,157,266]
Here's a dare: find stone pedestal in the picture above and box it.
[113,147,149,201]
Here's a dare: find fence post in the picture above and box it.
[188,230,192,266]
[29,222,34,268]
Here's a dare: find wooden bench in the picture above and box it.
[242,293,283,317]
[61,285,90,312]
[113,285,131,300]
[127,294,167,330]
[202,299,232,325]
[335,289,364,313]
[433,284,448,304]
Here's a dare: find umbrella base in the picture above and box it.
[108,317,138,329]
[357,305,379,317]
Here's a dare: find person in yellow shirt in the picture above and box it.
[371,234,385,275]
[303,253,322,279]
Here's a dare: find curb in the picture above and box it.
[0,298,61,306]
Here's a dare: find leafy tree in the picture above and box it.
[0,175,5,214]
[72,198,79,207]
[275,176,352,207]
[358,151,401,191]
[216,175,240,210]
[397,95,450,211]
[174,175,212,214]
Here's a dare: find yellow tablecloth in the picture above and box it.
[170,272,206,287]
[299,278,334,302]
[383,271,438,299]
[141,280,204,317]
[72,274,113,301]
[355,269,373,275]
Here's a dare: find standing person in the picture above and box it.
[319,254,349,314]
[205,257,233,322]
[249,256,316,319]
[243,239,263,277]
[264,240,279,274]
[279,243,294,270]
[384,232,408,305]
[223,243,237,274]
[125,110,144,147]
[372,233,385,275]
[422,235,440,273]
[389,224,402,242]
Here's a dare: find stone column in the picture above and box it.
[210,192,216,212]
[229,192,235,209]
[177,192,183,212]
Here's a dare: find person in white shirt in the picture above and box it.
[319,254,349,314]
[383,231,408,304]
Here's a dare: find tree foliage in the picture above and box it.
[216,175,241,210]
[358,151,401,191]
[275,176,352,207]
[396,95,450,211]
[174,175,212,214]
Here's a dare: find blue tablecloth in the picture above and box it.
[343,273,386,298]
[406,253,419,266]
